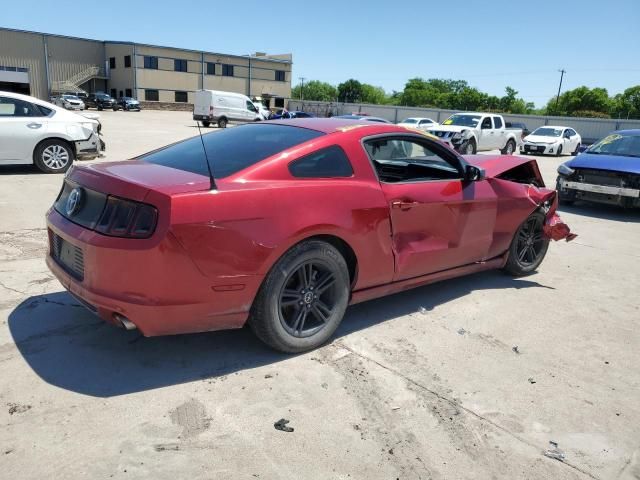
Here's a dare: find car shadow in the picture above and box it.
[8,271,550,397]
[0,165,45,175]
[559,202,640,223]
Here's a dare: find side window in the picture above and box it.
[246,100,257,112]
[0,97,36,117]
[364,137,462,182]
[568,129,576,137]
[481,117,493,129]
[289,145,353,178]
[493,116,503,128]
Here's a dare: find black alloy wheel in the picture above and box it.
[503,212,549,276]
[279,261,338,338]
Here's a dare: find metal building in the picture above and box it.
[0,27,292,108]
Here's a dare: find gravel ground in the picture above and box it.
[1,110,639,479]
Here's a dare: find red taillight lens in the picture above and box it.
[95,196,158,238]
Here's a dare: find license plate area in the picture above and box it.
[51,232,85,281]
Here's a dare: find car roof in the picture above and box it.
[267,118,413,134]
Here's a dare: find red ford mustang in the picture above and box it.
[46,119,574,352]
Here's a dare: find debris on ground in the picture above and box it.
[7,403,31,415]
[512,346,520,354]
[274,418,294,432]
[391,406,401,411]
[457,328,467,336]
[528,377,536,384]
[544,440,565,462]
[418,307,428,315]
[264,374,273,379]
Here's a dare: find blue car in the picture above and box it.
[556,130,640,208]
[270,110,314,120]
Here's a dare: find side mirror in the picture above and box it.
[465,165,485,182]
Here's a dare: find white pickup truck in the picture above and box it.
[427,113,522,155]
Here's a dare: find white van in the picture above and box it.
[193,89,262,128]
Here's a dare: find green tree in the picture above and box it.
[546,86,612,117]
[291,80,337,102]
[337,79,364,103]
[613,85,640,119]
[360,84,388,104]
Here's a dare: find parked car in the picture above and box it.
[85,92,119,111]
[45,118,574,353]
[253,102,271,120]
[118,96,141,111]
[427,113,522,155]
[193,89,261,128]
[556,130,640,208]
[270,110,315,120]
[506,121,530,137]
[0,91,103,173]
[334,114,390,123]
[397,117,437,130]
[521,126,581,156]
[54,94,85,111]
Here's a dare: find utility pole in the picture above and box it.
[299,77,306,101]
[555,69,566,111]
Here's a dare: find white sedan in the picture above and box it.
[54,94,85,111]
[520,126,582,156]
[0,91,103,173]
[397,117,437,130]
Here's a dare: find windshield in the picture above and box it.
[62,95,79,100]
[532,127,562,137]
[587,133,640,157]
[441,114,481,127]
[97,94,111,99]
[401,118,418,124]
[142,124,325,178]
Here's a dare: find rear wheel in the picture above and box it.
[34,139,74,174]
[503,212,549,276]
[201,120,210,128]
[501,139,516,155]
[218,117,228,128]
[249,240,350,353]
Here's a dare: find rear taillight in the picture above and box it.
[95,196,158,238]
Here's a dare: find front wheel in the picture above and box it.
[217,117,228,128]
[501,139,516,155]
[503,212,549,276]
[34,139,74,174]
[459,139,476,155]
[555,145,563,157]
[249,240,350,353]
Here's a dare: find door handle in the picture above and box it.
[391,200,419,210]
[27,123,42,129]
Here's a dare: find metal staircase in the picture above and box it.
[51,66,101,94]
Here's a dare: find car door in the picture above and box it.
[363,134,498,281]
[561,129,572,153]
[478,116,496,150]
[0,96,48,163]
[492,116,506,149]
[245,100,258,120]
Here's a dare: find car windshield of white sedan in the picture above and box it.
[62,95,79,101]
[441,114,481,127]
[401,118,418,124]
[532,127,562,137]
[141,124,325,178]
[587,133,640,157]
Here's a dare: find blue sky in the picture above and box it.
[3,0,639,107]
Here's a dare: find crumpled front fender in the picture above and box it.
[536,189,577,242]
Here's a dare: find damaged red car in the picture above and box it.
[46,119,574,352]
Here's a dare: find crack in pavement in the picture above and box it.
[0,281,26,296]
[334,340,600,480]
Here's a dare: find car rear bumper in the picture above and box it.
[46,209,258,336]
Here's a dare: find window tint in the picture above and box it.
[206,62,215,75]
[0,97,38,117]
[493,116,503,128]
[568,129,576,136]
[145,89,159,101]
[109,57,116,69]
[481,117,493,129]
[246,100,257,112]
[222,64,234,76]
[142,124,325,178]
[144,56,158,69]
[364,137,462,182]
[124,55,131,68]
[275,70,285,82]
[175,91,188,103]
[174,59,188,72]
[36,105,53,116]
[289,146,353,178]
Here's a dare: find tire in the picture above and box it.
[97,105,103,111]
[33,139,74,174]
[503,212,550,276]
[201,121,210,128]
[501,139,516,155]
[217,117,228,128]
[249,240,350,353]
[555,145,563,157]
[460,139,476,155]
[572,143,580,155]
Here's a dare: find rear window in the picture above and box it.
[141,124,325,178]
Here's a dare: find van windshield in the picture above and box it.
[141,124,325,179]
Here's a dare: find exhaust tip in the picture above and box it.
[113,313,137,331]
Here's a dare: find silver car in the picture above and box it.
[54,94,85,111]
